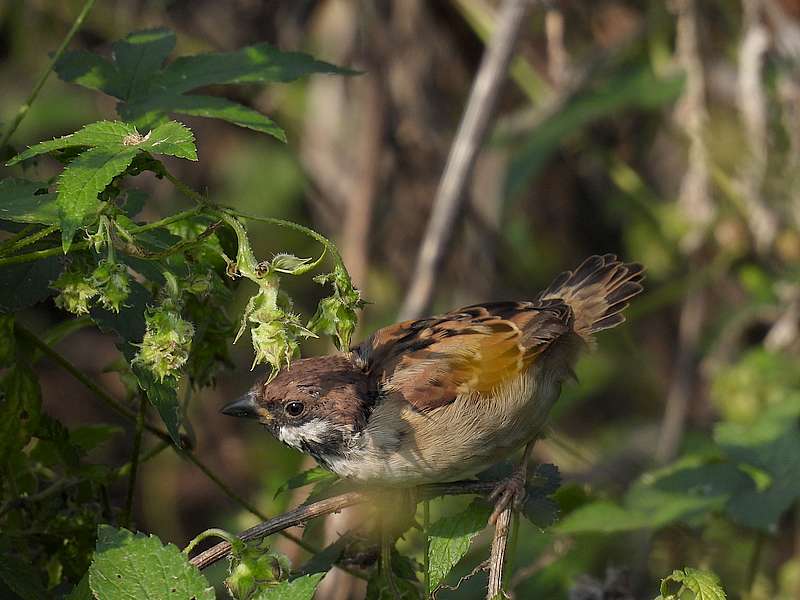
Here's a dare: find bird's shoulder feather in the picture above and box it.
[351,300,574,412]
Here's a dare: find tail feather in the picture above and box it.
[539,254,644,340]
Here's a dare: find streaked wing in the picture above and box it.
[353,302,573,412]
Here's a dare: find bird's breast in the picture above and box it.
[323,361,564,485]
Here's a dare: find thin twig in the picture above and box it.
[188,480,497,571]
[487,506,512,599]
[0,0,97,150]
[0,224,59,256]
[17,322,356,568]
[0,224,37,254]
[398,0,535,320]
[121,392,147,529]
[15,324,173,444]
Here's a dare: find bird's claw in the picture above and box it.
[488,470,526,525]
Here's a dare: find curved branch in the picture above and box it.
[188,480,497,571]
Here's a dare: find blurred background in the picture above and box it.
[3,0,800,598]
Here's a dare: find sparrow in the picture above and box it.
[222,254,644,520]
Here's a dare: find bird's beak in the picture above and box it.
[221,391,259,419]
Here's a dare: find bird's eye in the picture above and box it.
[285,401,305,417]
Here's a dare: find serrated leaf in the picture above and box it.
[156,42,354,93]
[56,28,352,136]
[427,498,491,593]
[57,145,139,251]
[89,282,184,443]
[252,573,325,600]
[6,121,138,165]
[112,28,176,101]
[163,94,287,141]
[133,365,181,443]
[54,50,121,96]
[136,120,197,160]
[0,178,58,224]
[522,463,561,529]
[0,255,65,313]
[274,467,338,499]
[660,568,726,600]
[89,525,214,600]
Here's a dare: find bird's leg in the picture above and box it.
[488,441,535,525]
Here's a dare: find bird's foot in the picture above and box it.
[488,469,526,525]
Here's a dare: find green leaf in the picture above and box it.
[522,463,561,529]
[89,282,184,443]
[0,255,65,313]
[70,424,124,453]
[57,145,139,252]
[54,50,120,96]
[136,120,197,160]
[252,573,325,600]
[0,314,15,368]
[156,42,354,93]
[274,467,338,498]
[0,178,58,224]
[659,568,727,600]
[0,549,48,600]
[427,498,491,593]
[56,28,352,136]
[6,121,138,165]
[89,525,214,600]
[65,573,91,600]
[557,461,754,534]
[162,94,286,141]
[714,400,800,531]
[112,28,176,101]
[0,365,42,459]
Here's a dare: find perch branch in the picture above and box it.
[398,0,535,320]
[188,480,497,571]
[487,507,513,599]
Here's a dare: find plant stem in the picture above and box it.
[121,392,147,529]
[178,448,352,573]
[0,0,97,150]
[423,499,431,599]
[221,208,346,270]
[0,224,37,254]
[0,240,91,267]
[0,206,206,267]
[746,531,765,593]
[115,441,169,479]
[15,323,173,444]
[0,224,60,256]
[190,480,499,571]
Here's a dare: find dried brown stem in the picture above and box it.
[398,0,535,320]
[487,506,512,599]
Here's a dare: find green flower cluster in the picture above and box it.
[52,259,131,315]
[308,263,365,351]
[225,544,291,599]
[132,306,194,383]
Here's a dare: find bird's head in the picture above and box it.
[221,355,370,461]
